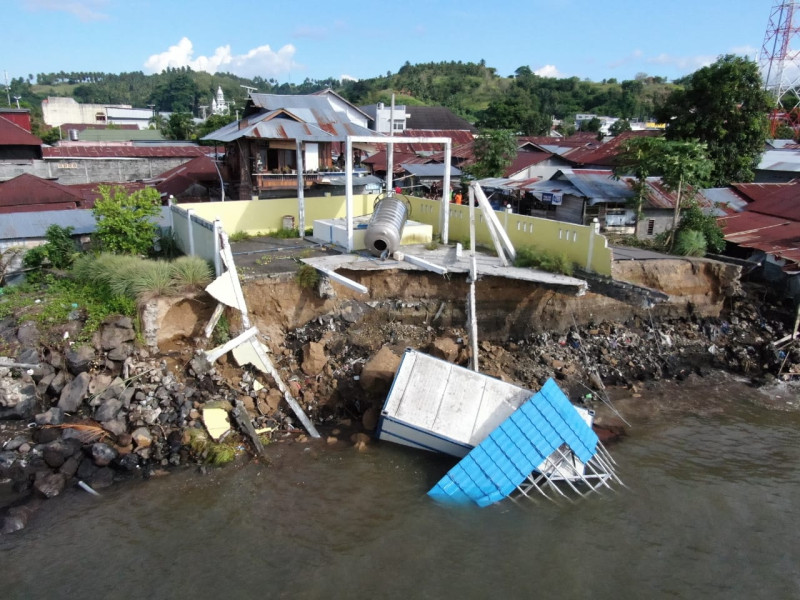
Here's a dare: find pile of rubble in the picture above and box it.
[0,284,797,533]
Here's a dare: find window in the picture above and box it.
[647,219,655,235]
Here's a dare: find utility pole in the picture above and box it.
[760,2,800,134]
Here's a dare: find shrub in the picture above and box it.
[170,256,213,288]
[22,225,80,278]
[228,231,253,242]
[673,229,708,257]
[130,260,178,298]
[93,185,161,255]
[677,202,725,253]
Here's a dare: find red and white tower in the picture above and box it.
[761,2,800,109]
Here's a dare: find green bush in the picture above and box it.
[673,229,708,257]
[93,185,161,255]
[677,202,725,253]
[22,225,80,279]
[170,256,213,288]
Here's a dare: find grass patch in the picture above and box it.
[170,256,213,288]
[514,246,576,276]
[229,231,253,242]
[0,275,136,342]
[271,227,300,239]
[74,253,211,300]
[185,427,239,466]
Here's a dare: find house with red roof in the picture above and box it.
[0,173,86,213]
[716,181,800,295]
[0,116,43,161]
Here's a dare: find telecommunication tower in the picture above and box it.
[760,2,800,134]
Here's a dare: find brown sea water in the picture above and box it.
[2,374,799,599]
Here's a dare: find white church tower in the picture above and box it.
[211,86,229,115]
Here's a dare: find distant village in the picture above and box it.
[1,86,798,300]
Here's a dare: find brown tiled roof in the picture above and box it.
[0,116,43,146]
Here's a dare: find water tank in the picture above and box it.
[68,129,80,141]
[364,196,408,257]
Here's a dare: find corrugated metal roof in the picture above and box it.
[44,144,215,158]
[0,173,84,209]
[0,206,171,240]
[560,169,634,202]
[757,149,800,171]
[702,187,750,215]
[504,150,554,177]
[564,130,660,166]
[204,105,376,143]
[428,378,599,507]
[400,163,462,177]
[0,115,43,146]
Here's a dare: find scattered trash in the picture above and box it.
[202,407,231,441]
[77,480,101,497]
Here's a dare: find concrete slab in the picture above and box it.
[301,244,588,295]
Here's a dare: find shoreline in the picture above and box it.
[1,277,798,533]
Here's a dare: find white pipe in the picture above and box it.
[296,139,305,236]
[471,183,509,267]
[345,137,354,252]
[395,252,448,275]
[473,183,516,261]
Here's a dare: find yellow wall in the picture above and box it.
[178,194,612,275]
[178,195,375,235]
[406,196,612,275]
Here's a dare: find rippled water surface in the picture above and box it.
[3,378,800,599]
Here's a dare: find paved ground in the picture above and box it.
[229,236,334,278]
[610,245,675,261]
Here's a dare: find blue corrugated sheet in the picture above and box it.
[428,378,598,507]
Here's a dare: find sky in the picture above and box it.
[4,0,774,88]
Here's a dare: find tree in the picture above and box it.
[196,113,237,142]
[467,129,518,179]
[609,119,632,136]
[161,112,195,140]
[93,186,161,255]
[614,137,714,242]
[655,54,771,186]
[583,117,602,133]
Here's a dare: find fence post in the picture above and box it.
[213,218,222,276]
[186,209,196,257]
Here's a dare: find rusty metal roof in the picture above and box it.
[718,212,800,270]
[44,144,216,158]
[0,115,43,146]
[204,97,376,144]
[564,130,660,166]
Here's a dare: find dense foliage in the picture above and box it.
[468,129,518,178]
[92,186,162,255]
[655,55,771,186]
[7,62,678,139]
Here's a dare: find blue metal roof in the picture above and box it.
[428,378,599,507]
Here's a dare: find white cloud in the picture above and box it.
[24,0,109,21]
[647,53,716,71]
[340,74,358,82]
[609,49,643,69]
[143,37,300,78]
[730,45,758,60]
[534,64,561,78]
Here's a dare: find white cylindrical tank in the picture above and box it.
[364,196,409,256]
